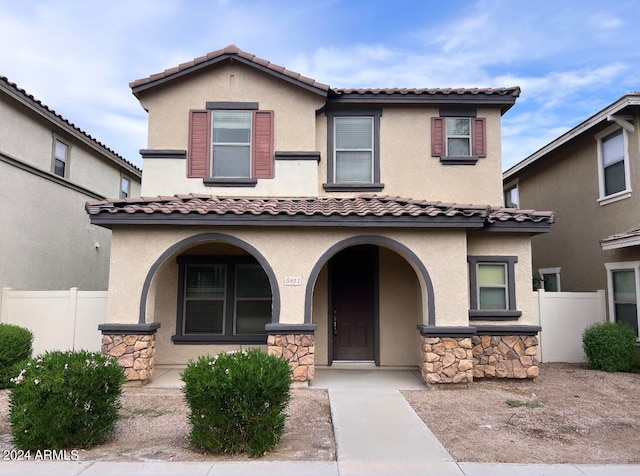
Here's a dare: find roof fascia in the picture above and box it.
[131,54,328,98]
[601,235,640,251]
[0,81,141,178]
[504,94,640,181]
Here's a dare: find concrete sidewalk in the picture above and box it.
[2,368,638,475]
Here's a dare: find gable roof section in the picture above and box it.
[504,92,640,181]
[130,45,330,97]
[130,45,520,113]
[601,227,640,250]
[86,194,554,231]
[0,75,141,177]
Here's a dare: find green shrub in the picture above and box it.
[181,348,292,457]
[0,323,33,389]
[582,321,637,372]
[9,350,126,450]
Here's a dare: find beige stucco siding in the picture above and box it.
[466,233,536,326]
[138,62,325,153]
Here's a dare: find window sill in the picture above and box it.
[598,190,631,206]
[172,334,267,344]
[439,156,479,165]
[469,310,522,320]
[203,178,258,187]
[323,182,385,192]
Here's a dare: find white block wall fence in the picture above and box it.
[535,289,607,363]
[1,287,606,364]
[0,287,107,355]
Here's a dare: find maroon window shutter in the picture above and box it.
[431,117,445,157]
[188,110,211,178]
[252,110,274,178]
[472,118,486,158]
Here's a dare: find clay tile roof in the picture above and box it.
[331,86,521,98]
[86,194,555,228]
[129,44,330,95]
[0,75,141,175]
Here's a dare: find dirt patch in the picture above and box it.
[403,363,640,463]
[0,387,335,462]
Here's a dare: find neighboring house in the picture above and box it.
[0,76,142,298]
[87,45,553,384]
[503,93,640,339]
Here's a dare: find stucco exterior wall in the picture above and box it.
[0,160,112,291]
[466,233,536,326]
[517,115,640,292]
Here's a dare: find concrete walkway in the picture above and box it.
[3,368,639,475]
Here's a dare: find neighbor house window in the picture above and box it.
[324,109,383,191]
[468,256,521,319]
[605,262,640,339]
[120,176,130,198]
[539,267,561,292]
[53,138,69,177]
[174,256,272,343]
[504,182,519,208]
[431,110,486,165]
[596,125,631,205]
[187,103,274,184]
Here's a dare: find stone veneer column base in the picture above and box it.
[98,323,160,384]
[472,335,539,379]
[267,334,315,382]
[420,336,474,384]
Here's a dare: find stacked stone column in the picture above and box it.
[101,334,156,382]
[420,336,474,384]
[472,335,539,379]
[267,334,315,382]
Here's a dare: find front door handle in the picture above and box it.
[333,310,338,336]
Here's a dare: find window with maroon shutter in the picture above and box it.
[187,106,274,181]
[431,113,486,165]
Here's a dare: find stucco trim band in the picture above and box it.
[98,323,161,335]
[265,323,317,334]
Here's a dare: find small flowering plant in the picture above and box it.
[181,348,291,457]
[8,350,125,450]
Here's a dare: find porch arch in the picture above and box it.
[138,233,280,325]
[304,235,435,325]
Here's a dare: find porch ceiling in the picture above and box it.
[86,194,554,231]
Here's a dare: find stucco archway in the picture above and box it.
[138,233,280,325]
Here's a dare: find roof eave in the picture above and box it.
[504,93,640,181]
[131,54,329,98]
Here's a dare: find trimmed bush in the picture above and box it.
[9,350,126,450]
[582,321,637,372]
[0,323,33,389]
[181,348,292,457]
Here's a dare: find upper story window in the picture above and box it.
[605,261,640,340]
[52,138,69,178]
[120,176,131,198]
[596,125,631,205]
[188,102,273,187]
[468,256,522,320]
[324,109,384,192]
[431,109,486,165]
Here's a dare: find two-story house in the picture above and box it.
[0,76,141,298]
[87,45,553,384]
[503,93,640,341]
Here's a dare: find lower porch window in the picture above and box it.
[467,255,522,320]
[605,262,640,339]
[174,256,272,343]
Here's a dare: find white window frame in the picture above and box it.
[477,262,509,310]
[605,261,640,341]
[52,137,70,178]
[503,179,519,208]
[596,124,631,206]
[120,176,131,199]
[538,267,561,292]
[446,117,472,157]
[333,116,374,183]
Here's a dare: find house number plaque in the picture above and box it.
[284,276,302,286]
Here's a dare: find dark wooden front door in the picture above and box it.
[330,246,376,361]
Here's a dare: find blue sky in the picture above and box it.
[2,0,639,170]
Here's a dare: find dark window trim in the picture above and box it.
[203,177,258,187]
[467,255,521,320]
[325,109,382,190]
[440,156,479,165]
[206,101,259,110]
[140,149,187,160]
[275,151,321,162]
[173,255,272,344]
